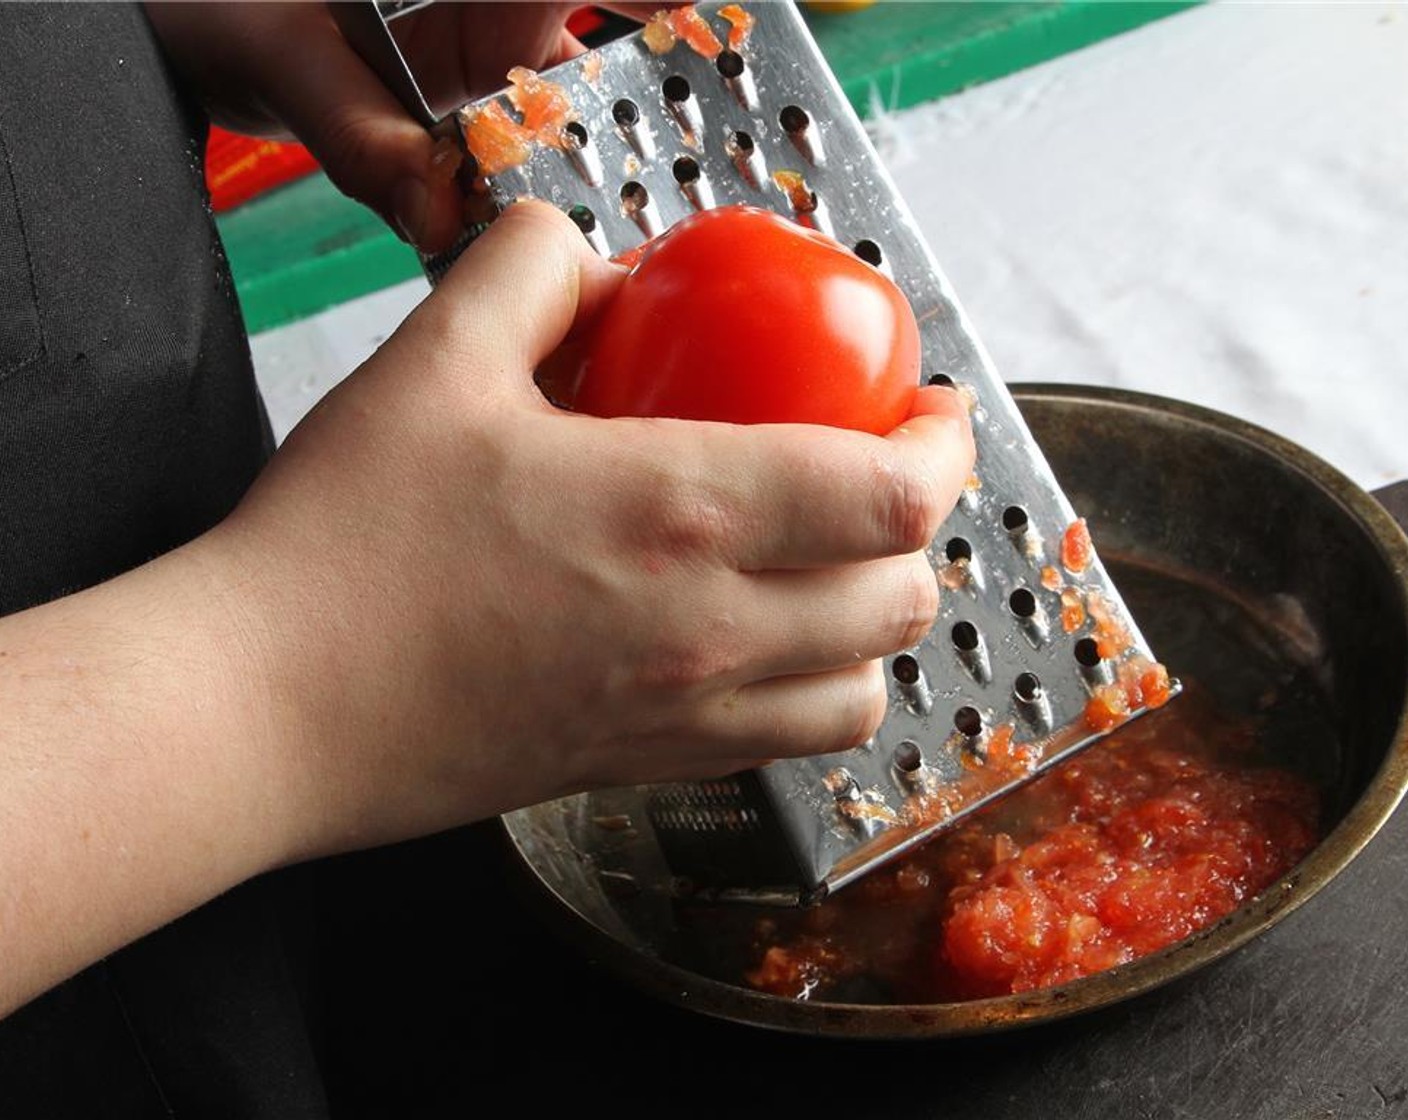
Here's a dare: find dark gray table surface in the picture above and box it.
[314,803,1406,1118]
[315,484,1408,1119]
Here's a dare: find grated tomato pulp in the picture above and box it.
[742,681,1318,1002]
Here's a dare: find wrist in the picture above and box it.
[0,528,314,1011]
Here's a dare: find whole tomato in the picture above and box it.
[571,206,920,435]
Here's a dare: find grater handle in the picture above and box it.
[329,1,440,131]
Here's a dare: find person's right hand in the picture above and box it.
[216,201,976,859]
[0,201,973,1015]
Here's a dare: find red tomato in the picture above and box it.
[572,206,920,435]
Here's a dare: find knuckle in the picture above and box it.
[317,111,383,192]
[809,663,887,756]
[643,477,737,564]
[841,662,889,750]
[893,554,941,649]
[874,451,944,554]
[634,636,739,694]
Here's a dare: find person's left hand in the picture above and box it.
[146,2,642,252]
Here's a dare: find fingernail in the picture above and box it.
[392,177,428,246]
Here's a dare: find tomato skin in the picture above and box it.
[573,206,920,435]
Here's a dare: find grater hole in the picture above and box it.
[1009,588,1038,619]
[612,98,640,127]
[1002,505,1029,533]
[894,740,923,774]
[944,536,972,563]
[620,181,650,214]
[1014,672,1043,703]
[672,156,701,185]
[1074,637,1103,667]
[780,104,811,135]
[928,372,955,388]
[954,706,984,738]
[730,129,756,155]
[716,49,745,79]
[951,620,980,652]
[854,239,883,267]
[566,204,597,235]
[663,74,691,103]
[563,121,589,148]
[891,653,921,686]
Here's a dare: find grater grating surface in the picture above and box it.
[398,2,1178,904]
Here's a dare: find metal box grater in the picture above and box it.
[346,1,1178,905]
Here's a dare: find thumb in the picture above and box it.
[412,202,626,398]
[256,14,464,252]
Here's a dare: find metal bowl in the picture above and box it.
[502,385,1408,1038]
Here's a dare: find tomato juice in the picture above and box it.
[676,560,1333,1004]
[743,680,1318,1001]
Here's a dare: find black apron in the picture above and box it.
[0,6,326,1115]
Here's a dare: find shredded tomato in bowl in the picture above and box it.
[742,681,1319,1002]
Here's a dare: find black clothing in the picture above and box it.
[0,4,271,617]
[0,6,322,1115]
[0,12,577,1116]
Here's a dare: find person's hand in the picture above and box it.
[145,2,650,251]
[212,201,975,856]
[0,200,972,1013]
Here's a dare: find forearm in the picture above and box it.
[0,202,973,1020]
[0,531,298,1016]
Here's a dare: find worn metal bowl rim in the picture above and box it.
[505,384,1408,1039]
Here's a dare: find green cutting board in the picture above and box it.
[809,1,1194,116]
[219,1,1194,335]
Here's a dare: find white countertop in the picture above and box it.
[252,1,1408,491]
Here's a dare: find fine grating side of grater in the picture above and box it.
[349,1,1179,905]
